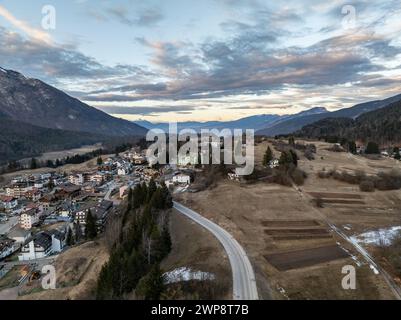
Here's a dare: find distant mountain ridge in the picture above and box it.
[0,67,146,136]
[134,107,328,132]
[256,93,401,136]
[295,98,401,146]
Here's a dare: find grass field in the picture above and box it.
[175,139,401,299]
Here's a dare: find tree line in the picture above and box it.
[96,180,173,300]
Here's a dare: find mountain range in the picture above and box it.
[135,93,401,138]
[295,98,401,146]
[256,93,401,136]
[0,67,146,137]
[134,107,329,132]
[0,67,147,164]
[1,65,400,164]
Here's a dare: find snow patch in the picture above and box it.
[164,267,215,284]
[369,264,379,275]
[351,226,401,246]
[68,115,76,120]
[0,67,7,74]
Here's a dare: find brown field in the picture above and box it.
[321,199,366,205]
[162,210,231,299]
[0,153,114,187]
[175,139,401,299]
[19,144,102,164]
[18,240,109,300]
[308,192,363,199]
[262,220,320,227]
[265,245,349,271]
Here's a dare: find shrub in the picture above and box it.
[359,180,375,192]
[291,168,307,185]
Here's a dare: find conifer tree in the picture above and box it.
[66,227,75,246]
[263,146,273,166]
[85,209,98,240]
[136,264,165,300]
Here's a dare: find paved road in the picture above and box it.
[173,202,259,300]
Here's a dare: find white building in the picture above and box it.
[89,173,104,184]
[18,232,53,261]
[68,174,84,186]
[20,209,40,230]
[269,159,280,169]
[117,167,129,176]
[178,154,199,166]
[172,173,191,185]
[7,226,32,245]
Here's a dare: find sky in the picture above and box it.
[1,0,401,122]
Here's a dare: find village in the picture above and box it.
[0,146,199,291]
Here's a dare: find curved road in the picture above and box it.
[173,202,259,300]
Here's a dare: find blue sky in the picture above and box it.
[1,0,401,122]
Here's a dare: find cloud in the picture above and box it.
[95,105,198,115]
[0,26,152,85]
[90,5,164,27]
[0,5,52,44]
[1,0,401,121]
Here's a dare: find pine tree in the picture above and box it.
[147,179,157,203]
[85,209,98,240]
[289,149,298,166]
[97,156,103,166]
[66,227,75,246]
[74,221,83,243]
[161,226,172,256]
[30,158,38,170]
[127,188,133,209]
[161,183,173,209]
[150,188,164,210]
[136,264,165,300]
[394,147,400,160]
[366,142,380,154]
[263,146,273,167]
[348,141,357,154]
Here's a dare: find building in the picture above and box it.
[269,159,280,169]
[25,189,42,202]
[68,174,84,186]
[0,236,16,260]
[55,184,81,199]
[89,173,104,184]
[172,173,192,185]
[5,182,31,198]
[0,196,18,210]
[47,230,66,253]
[7,226,32,245]
[57,200,75,218]
[39,195,56,211]
[178,154,199,166]
[74,200,113,232]
[20,208,40,230]
[18,232,53,261]
[228,172,240,182]
[117,167,130,176]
